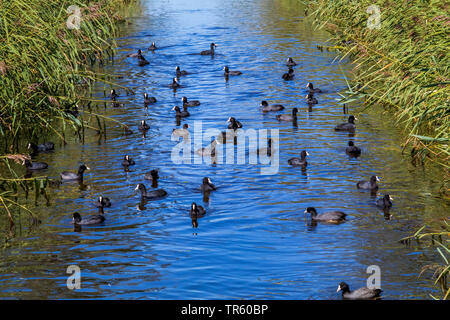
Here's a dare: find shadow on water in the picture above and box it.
[0,0,448,299]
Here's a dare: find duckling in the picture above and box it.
[223,66,242,76]
[138,120,150,131]
[182,96,200,107]
[337,282,382,300]
[282,68,294,80]
[335,115,357,132]
[176,66,189,77]
[172,124,190,138]
[122,155,135,166]
[305,92,318,104]
[357,175,380,191]
[190,202,206,217]
[200,42,217,55]
[286,57,297,66]
[227,117,243,130]
[135,183,167,200]
[148,42,157,51]
[345,141,361,157]
[288,150,309,167]
[276,108,298,121]
[72,212,105,225]
[144,93,157,105]
[172,106,190,118]
[60,164,90,181]
[376,194,393,209]
[95,196,111,208]
[304,207,347,223]
[169,77,181,88]
[306,82,322,93]
[200,177,216,192]
[24,159,48,171]
[27,142,55,156]
[261,100,284,112]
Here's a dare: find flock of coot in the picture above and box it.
[22,41,390,299]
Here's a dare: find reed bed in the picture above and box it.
[306,0,449,177]
[0,0,137,224]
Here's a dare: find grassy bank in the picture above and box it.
[0,0,138,224]
[306,0,449,185]
[0,0,137,152]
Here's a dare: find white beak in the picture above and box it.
[227,117,231,122]
[306,152,310,156]
[304,209,308,213]
[85,166,90,170]
[135,185,139,191]
[208,178,212,184]
[389,196,393,200]
[376,176,380,181]
[337,285,341,292]
[172,106,176,111]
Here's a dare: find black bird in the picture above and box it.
[135,183,167,200]
[305,92,318,104]
[288,150,309,167]
[306,82,322,93]
[282,68,294,80]
[148,42,157,50]
[138,120,150,131]
[335,115,357,132]
[172,124,190,139]
[286,57,297,66]
[137,51,150,66]
[196,140,221,158]
[122,155,135,166]
[261,100,284,112]
[127,49,143,58]
[144,93,157,105]
[276,108,298,121]
[201,177,216,192]
[144,169,159,182]
[95,196,111,208]
[27,142,55,156]
[257,138,274,157]
[182,96,200,107]
[304,207,347,223]
[110,89,119,100]
[376,194,393,209]
[346,141,361,157]
[357,175,380,191]
[337,282,382,300]
[24,159,48,170]
[190,202,206,217]
[60,164,90,181]
[176,66,189,77]
[72,212,105,225]
[169,77,181,88]
[227,117,243,130]
[223,66,242,76]
[172,106,190,118]
[200,42,217,55]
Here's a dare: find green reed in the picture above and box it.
[305,0,449,175]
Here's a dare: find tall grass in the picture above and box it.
[0,0,138,224]
[305,0,449,180]
[0,0,137,151]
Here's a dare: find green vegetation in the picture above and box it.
[0,0,138,224]
[306,0,449,177]
[400,222,450,300]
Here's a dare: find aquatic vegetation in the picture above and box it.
[0,0,138,151]
[400,222,450,300]
[305,0,449,172]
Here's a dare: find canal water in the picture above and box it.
[0,0,448,299]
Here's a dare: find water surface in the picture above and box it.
[0,0,448,299]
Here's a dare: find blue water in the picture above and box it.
[0,0,447,299]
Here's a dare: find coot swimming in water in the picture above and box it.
[337,282,382,300]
